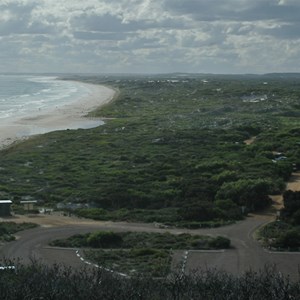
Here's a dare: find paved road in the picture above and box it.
[0,214,300,280]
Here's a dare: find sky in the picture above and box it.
[0,0,300,74]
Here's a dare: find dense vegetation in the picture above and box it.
[1,74,300,224]
[0,261,299,300]
[50,231,230,276]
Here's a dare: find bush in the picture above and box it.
[259,221,291,240]
[177,202,216,222]
[0,227,8,236]
[2,235,15,242]
[208,236,231,249]
[292,209,300,225]
[283,190,300,217]
[215,199,237,210]
[76,208,108,220]
[1,261,298,299]
[276,229,300,249]
[216,179,272,211]
[87,231,123,248]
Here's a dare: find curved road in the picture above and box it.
[1,212,300,280]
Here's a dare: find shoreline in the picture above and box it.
[0,81,116,150]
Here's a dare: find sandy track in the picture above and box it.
[287,172,300,191]
[269,172,300,211]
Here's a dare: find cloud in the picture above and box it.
[0,2,55,36]
[261,23,300,39]
[163,0,300,22]
[73,31,130,41]
[0,0,299,73]
[72,13,140,33]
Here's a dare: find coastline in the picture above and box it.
[0,81,116,150]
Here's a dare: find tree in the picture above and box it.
[283,190,300,216]
[216,179,272,211]
[178,202,215,221]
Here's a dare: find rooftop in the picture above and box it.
[0,200,12,204]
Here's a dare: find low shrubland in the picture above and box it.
[1,74,300,224]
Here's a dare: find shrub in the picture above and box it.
[0,227,8,236]
[177,202,216,222]
[208,236,231,249]
[76,208,108,220]
[216,179,272,211]
[283,190,300,216]
[259,221,291,240]
[131,248,162,257]
[215,199,237,210]
[1,261,297,299]
[87,231,123,248]
[292,209,300,225]
[276,229,300,249]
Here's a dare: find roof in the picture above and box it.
[20,200,37,204]
[0,200,12,204]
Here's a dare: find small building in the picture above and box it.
[20,200,37,212]
[0,200,12,217]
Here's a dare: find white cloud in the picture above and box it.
[0,0,299,73]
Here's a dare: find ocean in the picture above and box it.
[0,75,91,120]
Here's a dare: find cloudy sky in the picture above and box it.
[0,0,300,74]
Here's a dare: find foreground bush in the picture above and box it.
[0,261,299,299]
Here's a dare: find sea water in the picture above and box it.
[0,74,91,120]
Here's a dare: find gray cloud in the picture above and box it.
[261,23,300,39]
[72,13,140,33]
[0,2,54,36]
[0,0,299,74]
[163,0,300,22]
[73,31,130,41]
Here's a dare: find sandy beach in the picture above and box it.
[0,81,116,149]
